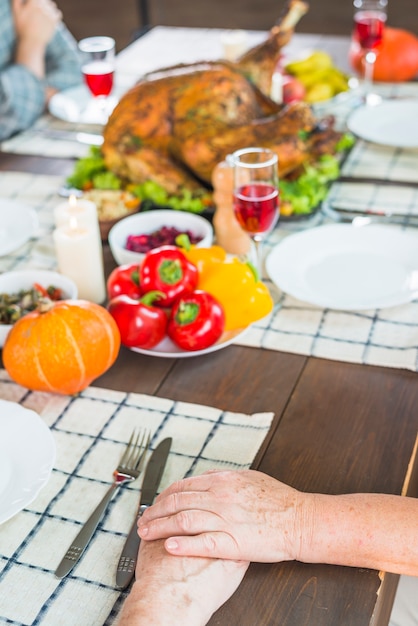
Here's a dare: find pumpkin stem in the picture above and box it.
[37,297,55,314]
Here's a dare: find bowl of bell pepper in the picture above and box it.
[106,243,273,357]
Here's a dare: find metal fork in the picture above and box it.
[55,429,151,578]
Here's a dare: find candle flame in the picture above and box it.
[69,194,78,207]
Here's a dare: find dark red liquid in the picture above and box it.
[354,11,386,50]
[82,61,114,97]
[233,183,279,236]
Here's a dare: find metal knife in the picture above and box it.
[115,437,172,589]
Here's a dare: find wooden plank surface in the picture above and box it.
[1,85,418,622]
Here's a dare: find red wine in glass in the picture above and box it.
[354,10,386,50]
[233,183,279,236]
[232,147,279,276]
[352,0,387,104]
[82,61,114,97]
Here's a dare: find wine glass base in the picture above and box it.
[364,92,382,107]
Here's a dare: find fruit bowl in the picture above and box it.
[281,48,353,105]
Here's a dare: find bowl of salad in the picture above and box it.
[0,270,78,347]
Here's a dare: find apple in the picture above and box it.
[282,74,306,104]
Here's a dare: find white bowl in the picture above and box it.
[0,270,78,347]
[108,209,214,266]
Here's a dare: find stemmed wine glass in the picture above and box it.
[78,36,116,122]
[353,0,387,105]
[231,147,279,278]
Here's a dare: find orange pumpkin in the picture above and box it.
[349,27,418,82]
[3,299,121,395]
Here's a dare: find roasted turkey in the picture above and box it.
[102,0,343,195]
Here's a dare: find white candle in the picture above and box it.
[220,30,248,61]
[54,195,100,236]
[53,218,106,304]
[270,72,283,104]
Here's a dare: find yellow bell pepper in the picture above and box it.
[182,245,227,283]
[198,256,273,331]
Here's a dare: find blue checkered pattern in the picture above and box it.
[2,168,418,371]
[0,0,82,142]
[0,371,273,625]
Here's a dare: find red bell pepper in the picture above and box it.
[108,291,167,349]
[140,246,198,306]
[107,263,142,300]
[167,290,225,351]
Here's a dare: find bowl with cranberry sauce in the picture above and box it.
[108,209,213,266]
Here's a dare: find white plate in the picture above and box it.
[0,400,56,524]
[0,199,38,256]
[266,224,418,310]
[131,326,250,358]
[347,100,418,148]
[48,84,119,124]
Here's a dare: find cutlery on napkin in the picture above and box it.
[116,437,172,589]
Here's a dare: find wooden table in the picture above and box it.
[2,150,418,626]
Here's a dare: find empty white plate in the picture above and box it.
[266,223,418,310]
[347,99,418,148]
[0,199,38,256]
[0,400,56,524]
[48,84,119,124]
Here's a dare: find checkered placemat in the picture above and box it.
[0,370,274,626]
[2,170,418,372]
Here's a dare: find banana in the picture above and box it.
[305,82,335,103]
[285,50,350,102]
[294,68,331,89]
[285,51,333,76]
[326,68,350,93]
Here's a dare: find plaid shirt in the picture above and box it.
[0,0,82,141]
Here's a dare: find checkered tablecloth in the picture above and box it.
[0,370,274,626]
[2,169,418,372]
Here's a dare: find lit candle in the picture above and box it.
[220,30,248,61]
[54,194,100,235]
[53,216,106,304]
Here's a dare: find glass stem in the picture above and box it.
[363,50,376,102]
[252,237,264,279]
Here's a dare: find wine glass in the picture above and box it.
[353,0,387,105]
[78,36,116,122]
[231,147,279,278]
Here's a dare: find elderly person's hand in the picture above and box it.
[137,469,418,578]
[137,469,305,563]
[117,538,249,626]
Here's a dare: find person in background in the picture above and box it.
[0,0,82,141]
[115,469,418,626]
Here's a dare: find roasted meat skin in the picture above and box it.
[101,0,342,194]
[171,102,316,183]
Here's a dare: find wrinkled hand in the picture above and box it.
[138,469,307,562]
[13,0,62,47]
[118,539,249,626]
